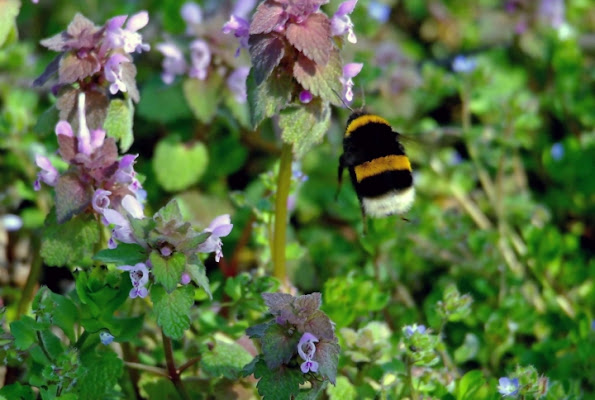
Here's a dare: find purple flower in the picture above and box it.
[539,0,565,29]
[103,195,144,248]
[104,53,130,95]
[497,377,520,397]
[34,155,59,190]
[92,189,112,214]
[99,331,115,345]
[297,332,319,373]
[156,42,187,84]
[181,2,203,31]
[452,55,477,74]
[188,40,211,80]
[104,11,150,54]
[118,262,150,299]
[232,0,257,19]
[196,214,233,262]
[403,324,426,338]
[180,272,191,285]
[299,90,313,104]
[227,67,250,103]
[223,15,250,56]
[340,62,363,103]
[331,0,358,43]
[368,1,390,23]
[59,92,105,157]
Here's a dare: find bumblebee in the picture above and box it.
[338,111,415,231]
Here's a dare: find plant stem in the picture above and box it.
[17,236,42,317]
[162,331,191,400]
[406,357,419,400]
[272,142,293,286]
[124,361,168,377]
[74,330,89,350]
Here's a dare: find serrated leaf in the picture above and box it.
[77,350,124,400]
[182,74,223,123]
[152,285,194,339]
[150,251,186,293]
[286,13,332,66]
[299,310,336,341]
[129,217,156,243]
[137,80,193,123]
[313,340,340,384]
[246,321,273,339]
[9,316,38,350]
[248,35,285,85]
[249,1,286,34]
[253,358,306,400]
[55,172,92,223]
[153,137,208,192]
[246,68,292,128]
[0,0,20,48]
[262,323,300,369]
[93,243,148,266]
[104,98,134,153]
[59,52,101,84]
[200,339,254,379]
[186,260,211,299]
[293,50,343,106]
[41,211,101,267]
[278,100,331,158]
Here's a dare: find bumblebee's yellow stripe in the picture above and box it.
[345,115,390,137]
[354,155,411,182]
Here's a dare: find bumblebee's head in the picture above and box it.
[346,110,369,126]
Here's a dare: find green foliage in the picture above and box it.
[151,285,194,339]
[182,75,223,124]
[152,136,208,192]
[103,98,134,152]
[150,251,186,292]
[279,100,332,158]
[93,243,148,266]
[40,211,101,268]
[200,336,254,379]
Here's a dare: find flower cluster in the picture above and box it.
[156,2,252,103]
[35,12,150,102]
[225,0,363,107]
[34,92,144,224]
[497,377,520,397]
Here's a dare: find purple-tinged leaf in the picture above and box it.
[55,173,92,223]
[246,67,293,128]
[262,292,294,313]
[299,310,335,341]
[66,13,101,44]
[286,13,332,66]
[313,340,340,384]
[249,1,287,34]
[293,293,321,319]
[293,49,343,106]
[59,52,101,85]
[57,88,109,131]
[120,62,140,103]
[248,34,285,85]
[57,134,77,162]
[33,54,63,87]
[261,323,300,369]
[246,321,274,339]
[40,33,69,51]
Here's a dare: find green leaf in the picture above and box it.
[9,316,38,350]
[248,35,285,85]
[200,338,254,379]
[48,292,79,342]
[262,323,300,369]
[41,211,101,267]
[152,285,194,339]
[456,370,485,400]
[182,74,223,124]
[278,100,331,159]
[55,172,93,223]
[153,136,208,192]
[247,68,292,129]
[293,50,343,106]
[93,243,148,266]
[150,251,186,293]
[0,0,20,48]
[77,349,124,400]
[104,98,134,152]
[326,376,357,400]
[313,340,340,384]
[154,198,183,222]
[0,383,35,400]
[186,259,212,299]
[252,357,306,400]
[137,79,192,123]
[33,105,60,135]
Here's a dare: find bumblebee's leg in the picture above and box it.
[335,154,346,200]
[401,216,410,222]
[360,201,368,235]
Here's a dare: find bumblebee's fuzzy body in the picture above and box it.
[338,112,415,225]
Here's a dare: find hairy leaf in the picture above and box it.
[121,62,140,103]
[313,340,340,384]
[182,74,223,123]
[293,49,343,106]
[150,251,186,293]
[248,34,285,85]
[252,358,305,400]
[249,1,287,34]
[286,13,332,66]
[59,52,101,84]
[246,68,292,128]
[93,243,148,266]
[200,339,254,379]
[262,323,300,369]
[152,285,194,339]
[186,259,212,299]
[278,99,331,158]
[77,350,124,400]
[55,172,92,223]
[104,98,134,152]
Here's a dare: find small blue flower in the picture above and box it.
[403,324,426,338]
[100,331,115,345]
[497,377,520,397]
[550,142,564,160]
[368,1,391,23]
[452,55,477,74]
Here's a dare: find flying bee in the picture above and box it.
[337,109,415,233]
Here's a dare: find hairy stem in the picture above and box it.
[272,142,293,285]
[162,331,190,400]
